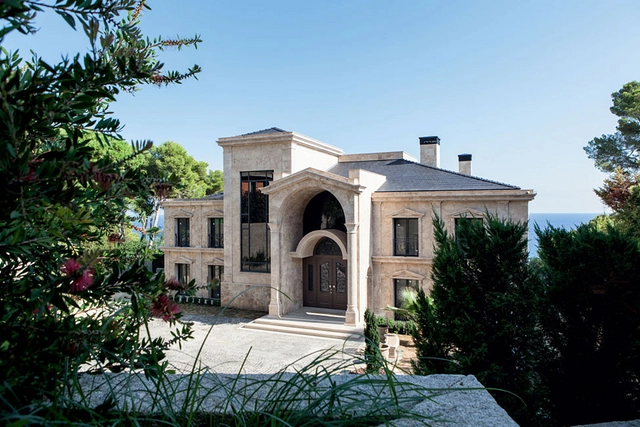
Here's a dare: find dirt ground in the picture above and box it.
[394,334,417,373]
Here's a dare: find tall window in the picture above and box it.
[394,279,418,320]
[394,218,418,256]
[176,218,190,247]
[208,265,223,299]
[209,218,224,248]
[240,171,273,272]
[176,263,190,286]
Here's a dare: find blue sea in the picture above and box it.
[528,213,601,258]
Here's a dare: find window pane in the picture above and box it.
[336,262,346,293]
[315,238,341,256]
[176,263,190,285]
[177,218,190,247]
[394,218,418,256]
[209,218,223,248]
[320,261,330,292]
[240,171,273,272]
[209,265,222,299]
[394,279,418,320]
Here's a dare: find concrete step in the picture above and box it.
[243,316,364,341]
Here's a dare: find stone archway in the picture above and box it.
[260,168,364,325]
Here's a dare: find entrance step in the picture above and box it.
[242,308,364,341]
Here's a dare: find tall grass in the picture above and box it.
[2,293,449,426]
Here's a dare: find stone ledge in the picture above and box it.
[72,373,517,426]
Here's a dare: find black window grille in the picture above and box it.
[240,171,273,272]
[209,218,224,248]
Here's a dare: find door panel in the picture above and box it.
[303,260,315,306]
[317,259,332,308]
[303,256,347,310]
[334,261,347,309]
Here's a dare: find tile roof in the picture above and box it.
[327,159,520,192]
[238,127,288,136]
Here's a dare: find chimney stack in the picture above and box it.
[458,154,472,175]
[419,136,440,167]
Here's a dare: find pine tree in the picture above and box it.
[413,214,544,425]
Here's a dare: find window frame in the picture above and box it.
[393,218,419,257]
[240,170,273,272]
[176,217,190,247]
[394,278,419,320]
[208,264,223,299]
[175,263,190,286]
[208,217,224,248]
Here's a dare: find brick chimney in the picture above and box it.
[458,154,472,175]
[419,136,440,167]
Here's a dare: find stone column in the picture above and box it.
[268,222,281,317]
[344,222,359,326]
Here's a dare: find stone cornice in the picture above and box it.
[260,167,365,196]
[372,189,536,203]
[217,131,343,157]
[160,247,224,254]
[162,199,224,207]
[371,256,433,265]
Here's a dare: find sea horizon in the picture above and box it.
[528,212,601,258]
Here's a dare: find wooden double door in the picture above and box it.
[303,256,347,310]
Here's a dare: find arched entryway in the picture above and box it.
[303,238,347,310]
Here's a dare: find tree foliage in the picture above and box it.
[131,141,223,246]
[536,223,640,426]
[585,81,640,175]
[0,0,200,411]
[413,215,544,426]
[585,82,640,237]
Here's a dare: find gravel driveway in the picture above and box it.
[146,313,364,375]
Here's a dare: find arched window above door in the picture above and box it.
[314,237,342,256]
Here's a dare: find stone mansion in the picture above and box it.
[161,128,535,326]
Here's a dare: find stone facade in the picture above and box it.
[161,128,535,326]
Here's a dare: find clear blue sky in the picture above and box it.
[6,1,640,213]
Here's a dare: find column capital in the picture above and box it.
[267,222,280,233]
[345,223,359,233]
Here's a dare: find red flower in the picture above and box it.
[71,267,95,292]
[151,295,181,322]
[62,259,95,292]
[61,259,82,276]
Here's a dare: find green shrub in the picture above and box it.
[536,222,640,425]
[413,215,545,426]
[0,0,199,410]
[364,308,383,373]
